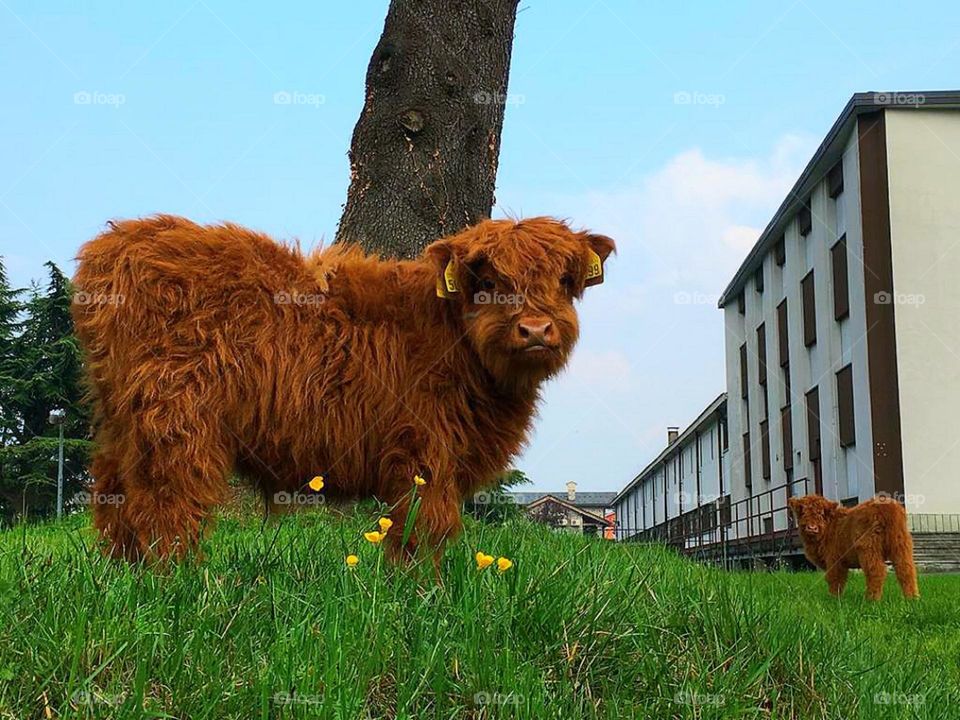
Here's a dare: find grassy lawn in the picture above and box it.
[0,506,958,719]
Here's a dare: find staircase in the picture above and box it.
[912,533,960,573]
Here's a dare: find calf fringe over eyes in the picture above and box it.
[72,214,614,564]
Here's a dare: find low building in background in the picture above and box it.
[509,482,616,536]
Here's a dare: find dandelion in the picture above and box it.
[345,554,359,567]
[413,474,426,486]
[378,517,393,533]
[308,475,324,492]
[364,531,386,544]
[475,551,494,571]
[496,557,513,573]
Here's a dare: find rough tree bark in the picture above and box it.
[335,0,520,260]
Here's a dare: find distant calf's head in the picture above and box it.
[427,218,615,388]
[788,495,839,537]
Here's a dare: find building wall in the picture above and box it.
[885,108,960,514]
[722,127,878,538]
[613,409,727,540]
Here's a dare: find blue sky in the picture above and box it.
[2,1,958,492]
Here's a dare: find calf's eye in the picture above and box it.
[480,278,496,291]
[560,275,574,292]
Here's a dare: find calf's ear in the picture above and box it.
[787,497,800,512]
[425,239,460,298]
[581,233,616,288]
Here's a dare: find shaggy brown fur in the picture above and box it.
[72,215,614,563]
[788,494,919,600]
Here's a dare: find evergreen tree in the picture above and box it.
[0,261,92,523]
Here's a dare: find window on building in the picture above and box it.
[754,265,764,293]
[760,419,771,480]
[774,236,786,266]
[776,299,789,367]
[805,387,821,461]
[720,418,728,452]
[743,432,752,488]
[828,160,844,198]
[757,323,767,387]
[781,405,793,470]
[737,291,745,315]
[837,364,856,447]
[832,235,850,321]
[739,343,748,399]
[801,270,817,347]
[798,199,813,236]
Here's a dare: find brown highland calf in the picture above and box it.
[72,215,614,563]
[788,494,919,600]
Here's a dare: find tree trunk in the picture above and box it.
[335,0,520,260]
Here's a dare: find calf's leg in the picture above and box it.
[825,565,849,597]
[860,553,888,601]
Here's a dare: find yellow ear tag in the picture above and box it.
[584,248,604,287]
[443,259,460,294]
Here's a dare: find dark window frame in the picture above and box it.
[737,290,745,315]
[760,419,771,480]
[757,323,767,387]
[774,236,786,266]
[806,387,821,462]
[837,364,856,447]
[742,432,752,489]
[776,299,789,367]
[781,404,793,471]
[828,160,844,198]
[831,235,850,321]
[739,343,749,399]
[798,199,813,236]
[801,270,817,347]
[754,265,764,294]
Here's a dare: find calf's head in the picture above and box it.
[426,218,615,389]
[788,495,839,537]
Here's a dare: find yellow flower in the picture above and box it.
[364,531,386,544]
[497,557,513,573]
[345,554,359,567]
[308,475,324,492]
[413,474,426,486]
[475,552,494,571]
[378,517,393,533]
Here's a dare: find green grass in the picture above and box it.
[1,507,958,719]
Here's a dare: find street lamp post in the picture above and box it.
[48,408,66,518]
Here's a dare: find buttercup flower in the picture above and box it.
[364,531,386,544]
[378,517,393,533]
[308,475,324,492]
[413,474,426,486]
[497,557,513,573]
[345,554,359,567]
[475,552,494,571]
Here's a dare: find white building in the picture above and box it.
[615,92,960,564]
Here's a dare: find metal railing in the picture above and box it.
[613,477,812,566]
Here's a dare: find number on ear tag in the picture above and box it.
[443,260,460,294]
[584,248,604,287]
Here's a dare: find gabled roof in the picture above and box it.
[508,491,617,507]
[525,495,612,524]
[717,90,960,307]
[614,393,726,504]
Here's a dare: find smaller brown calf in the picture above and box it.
[788,495,919,600]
